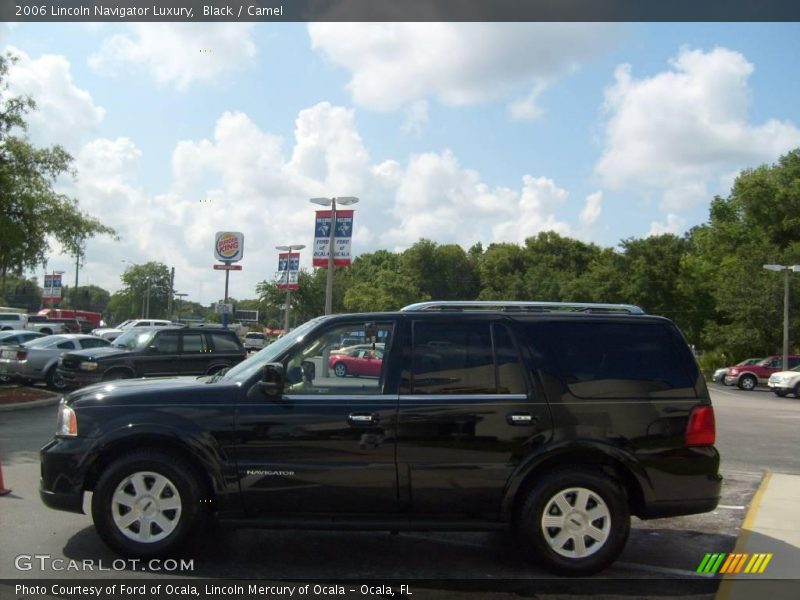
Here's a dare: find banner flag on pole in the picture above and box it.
[276,252,300,290]
[313,209,354,268]
[43,274,63,299]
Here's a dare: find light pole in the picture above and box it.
[763,264,800,371]
[174,293,188,323]
[309,196,359,315]
[276,244,305,332]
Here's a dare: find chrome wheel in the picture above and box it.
[739,375,757,391]
[540,487,611,559]
[111,471,182,543]
[334,363,347,377]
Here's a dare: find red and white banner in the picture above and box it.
[276,252,300,290]
[313,210,354,268]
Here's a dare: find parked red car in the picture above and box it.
[724,354,800,390]
[328,348,383,378]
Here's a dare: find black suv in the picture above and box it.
[40,302,720,575]
[56,326,246,387]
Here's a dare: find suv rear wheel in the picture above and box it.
[92,451,202,557]
[516,468,630,576]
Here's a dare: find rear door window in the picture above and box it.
[181,332,208,353]
[407,321,527,395]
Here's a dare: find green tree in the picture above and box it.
[119,262,172,320]
[62,285,111,313]
[0,52,117,296]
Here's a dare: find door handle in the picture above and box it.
[506,412,538,426]
[348,412,379,426]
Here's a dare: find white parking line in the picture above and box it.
[717,505,746,510]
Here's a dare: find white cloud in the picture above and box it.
[492,176,572,244]
[580,191,603,226]
[308,23,620,112]
[508,82,547,121]
[4,46,105,150]
[648,214,687,237]
[596,46,800,212]
[401,100,430,135]
[89,23,257,90]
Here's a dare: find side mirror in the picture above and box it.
[249,362,285,400]
[146,345,159,354]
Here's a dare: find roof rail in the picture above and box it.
[400,301,645,315]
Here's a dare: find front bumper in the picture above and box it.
[40,436,94,514]
[57,368,104,388]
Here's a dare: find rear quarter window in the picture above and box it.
[524,320,698,399]
[209,332,243,353]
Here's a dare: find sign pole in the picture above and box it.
[223,262,230,327]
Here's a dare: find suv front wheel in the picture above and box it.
[92,451,203,558]
[738,374,757,391]
[516,468,630,576]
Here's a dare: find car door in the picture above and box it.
[179,331,211,375]
[137,330,180,377]
[396,318,552,518]
[235,318,399,515]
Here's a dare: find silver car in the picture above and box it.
[0,330,47,383]
[0,334,110,390]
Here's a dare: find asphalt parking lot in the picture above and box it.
[0,384,798,599]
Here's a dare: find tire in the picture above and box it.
[91,450,203,558]
[206,365,228,375]
[46,366,68,391]
[103,369,133,382]
[794,383,800,399]
[516,468,630,576]
[333,362,348,378]
[774,390,789,397]
[738,375,757,391]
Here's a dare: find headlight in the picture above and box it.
[56,401,78,437]
[79,361,99,371]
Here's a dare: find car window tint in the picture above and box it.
[154,331,179,353]
[209,332,241,353]
[789,357,800,368]
[181,333,207,353]
[527,321,696,399]
[411,321,495,395]
[57,341,75,349]
[493,324,527,394]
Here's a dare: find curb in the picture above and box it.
[0,393,61,412]
[715,470,772,600]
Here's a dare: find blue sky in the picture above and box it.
[2,21,800,304]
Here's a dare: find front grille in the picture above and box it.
[60,357,81,370]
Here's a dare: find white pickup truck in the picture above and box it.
[25,315,70,335]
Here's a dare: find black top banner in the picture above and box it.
[2,0,800,23]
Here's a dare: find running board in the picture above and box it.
[219,517,508,532]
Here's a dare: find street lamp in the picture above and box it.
[309,196,359,315]
[275,244,306,332]
[763,264,800,371]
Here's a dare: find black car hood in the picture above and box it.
[66,376,240,408]
[62,347,132,361]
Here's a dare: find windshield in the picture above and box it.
[220,317,326,383]
[112,329,157,350]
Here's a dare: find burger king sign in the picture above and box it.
[214,231,244,262]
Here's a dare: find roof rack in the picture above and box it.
[400,301,645,315]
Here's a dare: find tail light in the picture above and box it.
[16,350,27,361]
[685,406,716,446]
